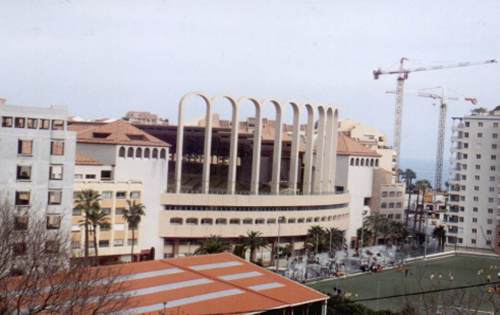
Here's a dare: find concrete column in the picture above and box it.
[288,102,300,194]
[302,104,315,195]
[267,100,283,195]
[201,101,213,194]
[313,106,326,193]
[239,98,262,195]
[212,95,240,194]
[329,109,339,192]
[175,92,211,194]
[322,108,333,193]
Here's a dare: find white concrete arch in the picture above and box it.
[237,97,262,195]
[302,103,315,194]
[329,108,339,192]
[260,98,283,195]
[322,107,334,192]
[211,95,240,194]
[313,105,327,193]
[175,92,212,194]
[287,101,301,194]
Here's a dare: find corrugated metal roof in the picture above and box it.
[106,253,328,314]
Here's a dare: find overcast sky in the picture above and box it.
[1,0,499,161]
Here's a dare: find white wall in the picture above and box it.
[336,155,374,241]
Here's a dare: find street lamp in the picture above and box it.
[359,210,368,261]
[275,216,285,272]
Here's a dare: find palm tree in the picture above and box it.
[241,231,267,263]
[414,179,432,233]
[326,227,345,254]
[387,221,409,245]
[74,189,101,259]
[401,169,416,226]
[84,208,110,263]
[305,225,327,254]
[432,225,446,251]
[195,235,229,255]
[122,200,145,262]
[363,213,388,246]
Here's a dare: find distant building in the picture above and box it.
[69,120,169,260]
[446,107,500,253]
[124,111,168,125]
[339,119,396,175]
[0,101,76,247]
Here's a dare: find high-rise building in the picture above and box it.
[446,107,500,253]
[0,101,76,244]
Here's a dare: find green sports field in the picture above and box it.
[310,254,500,313]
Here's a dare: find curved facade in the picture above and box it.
[137,92,350,259]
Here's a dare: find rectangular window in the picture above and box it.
[2,116,13,127]
[130,191,141,199]
[48,190,62,205]
[15,117,25,128]
[40,119,50,130]
[100,170,112,180]
[85,174,96,179]
[17,140,33,155]
[472,218,477,223]
[492,155,497,160]
[477,133,482,138]
[50,140,64,156]
[102,208,111,215]
[16,165,31,181]
[128,239,138,246]
[99,240,110,247]
[49,165,63,180]
[52,120,64,130]
[476,154,481,159]
[101,191,113,199]
[493,144,498,149]
[493,133,498,139]
[46,215,61,229]
[113,239,124,247]
[478,122,483,127]
[15,191,30,206]
[116,191,127,199]
[14,216,28,230]
[27,118,38,129]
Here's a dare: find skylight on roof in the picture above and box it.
[93,132,111,139]
[127,134,146,141]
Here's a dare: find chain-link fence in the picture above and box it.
[281,241,443,282]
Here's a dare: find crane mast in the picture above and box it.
[386,88,477,191]
[374,58,497,183]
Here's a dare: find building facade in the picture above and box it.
[0,101,76,246]
[69,120,169,260]
[446,107,500,253]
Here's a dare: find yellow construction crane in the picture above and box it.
[386,87,477,190]
[373,58,497,180]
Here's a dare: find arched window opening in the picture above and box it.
[144,148,151,158]
[127,147,134,158]
[160,148,166,159]
[152,148,158,158]
[135,147,142,158]
[119,147,126,157]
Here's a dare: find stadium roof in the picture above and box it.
[108,253,327,314]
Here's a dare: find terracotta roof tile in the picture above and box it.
[74,120,170,147]
[337,133,380,157]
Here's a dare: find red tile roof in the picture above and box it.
[71,120,170,147]
[101,253,327,314]
[337,133,380,157]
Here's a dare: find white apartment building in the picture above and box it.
[335,134,379,245]
[446,107,500,253]
[0,100,76,244]
[69,120,169,260]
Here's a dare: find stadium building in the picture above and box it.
[137,93,351,259]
